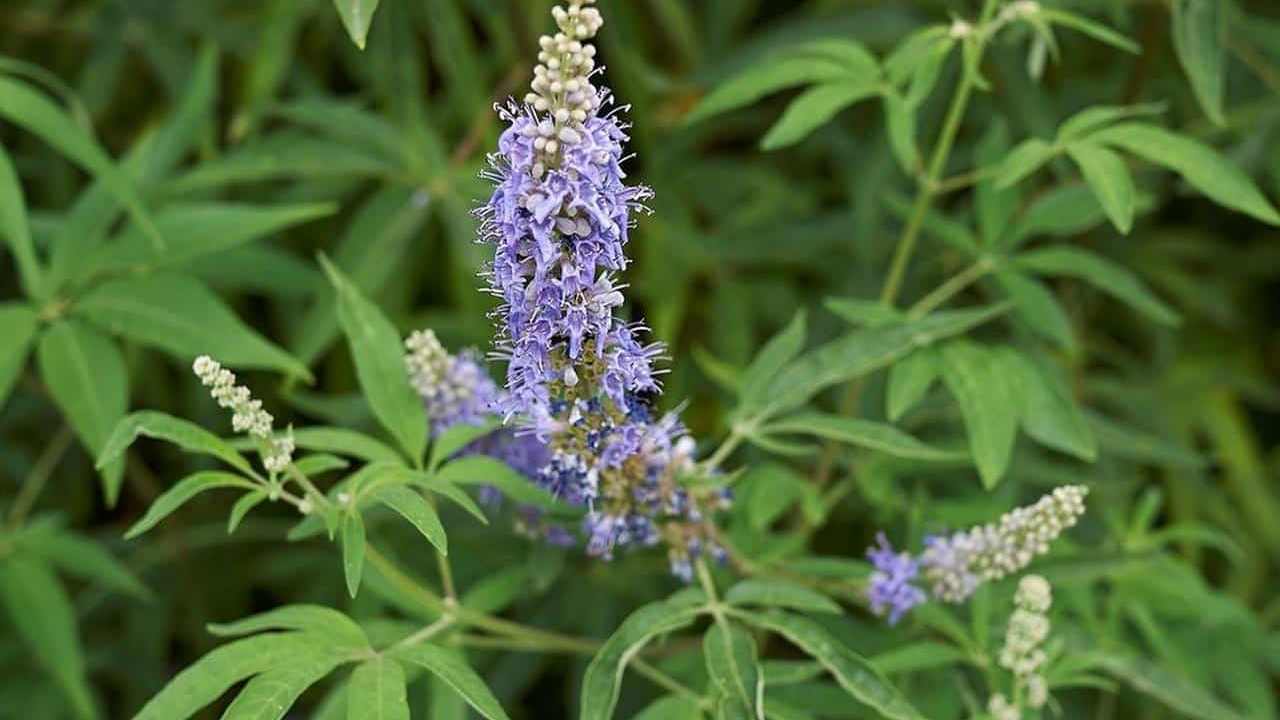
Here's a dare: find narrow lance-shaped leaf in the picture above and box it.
[1171,0,1227,125]
[938,340,1018,489]
[0,556,97,720]
[76,273,311,382]
[321,255,427,465]
[391,644,512,720]
[370,485,448,556]
[0,145,43,298]
[131,634,333,720]
[1090,123,1280,225]
[207,605,370,653]
[732,609,926,720]
[342,511,367,598]
[333,0,382,50]
[1067,141,1136,233]
[36,320,128,504]
[725,579,841,614]
[0,76,162,247]
[125,471,259,540]
[347,658,410,720]
[97,410,257,478]
[763,413,962,462]
[220,651,344,720]
[0,303,37,410]
[761,81,879,151]
[738,311,807,412]
[1015,245,1179,326]
[703,623,763,716]
[20,530,150,600]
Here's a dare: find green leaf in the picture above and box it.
[882,92,919,174]
[580,596,705,720]
[460,567,533,615]
[744,463,808,530]
[333,0,382,50]
[347,658,409,720]
[704,623,763,715]
[995,138,1058,189]
[938,341,1018,488]
[125,471,257,540]
[429,420,499,472]
[207,605,370,653]
[1041,9,1141,53]
[995,270,1076,351]
[1057,103,1166,142]
[633,695,703,720]
[733,610,925,720]
[1007,184,1112,250]
[1172,0,1227,125]
[975,122,1018,246]
[823,298,903,328]
[0,303,37,410]
[1066,141,1135,233]
[342,511,367,598]
[1090,123,1280,225]
[0,556,96,720]
[996,349,1096,462]
[725,579,841,614]
[0,146,43,298]
[760,305,1008,419]
[293,454,351,476]
[762,661,825,686]
[321,255,427,465]
[435,455,568,515]
[22,530,149,600]
[739,311,807,412]
[228,490,268,534]
[360,462,489,525]
[75,273,311,382]
[763,413,961,462]
[131,634,331,720]
[886,349,938,421]
[371,485,447,556]
[77,202,334,282]
[37,320,127,504]
[1089,652,1246,720]
[869,642,968,675]
[392,644,511,720]
[687,43,870,124]
[221,652,343,720]
[291,427,402,464]
[1016,246,1179,326]
[0,76,161,247]
[97,410,257,477]
[761,81,878,150]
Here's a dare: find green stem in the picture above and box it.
[6,426,73,529]
[702,424,747,472]
[390,616,456,653]
[879,28,988,307]
[907,258,994,319]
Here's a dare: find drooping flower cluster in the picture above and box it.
[192,356,294,473]
[478,1,728,577]
[989,575,1054,718]
[865,486,1087,621]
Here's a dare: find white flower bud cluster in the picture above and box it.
[193,356,294,473]
[987,695,1020,720]
[405,330,454,399]
[998,575,1054,708]
[1001,0,1041,21]
[922,485,1087,603]
[522,0,603,176]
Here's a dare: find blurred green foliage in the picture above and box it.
[1,0,1279,718]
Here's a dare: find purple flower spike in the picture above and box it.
[866,533,927,625]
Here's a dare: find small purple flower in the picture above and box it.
[866,533,927,625]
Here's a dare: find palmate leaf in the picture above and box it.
[75,273,311,382]
[0,555,96,720]
[321,255,427,466]
[36,320,127,504]
[731,609,926,720]
[391,644,511,720]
